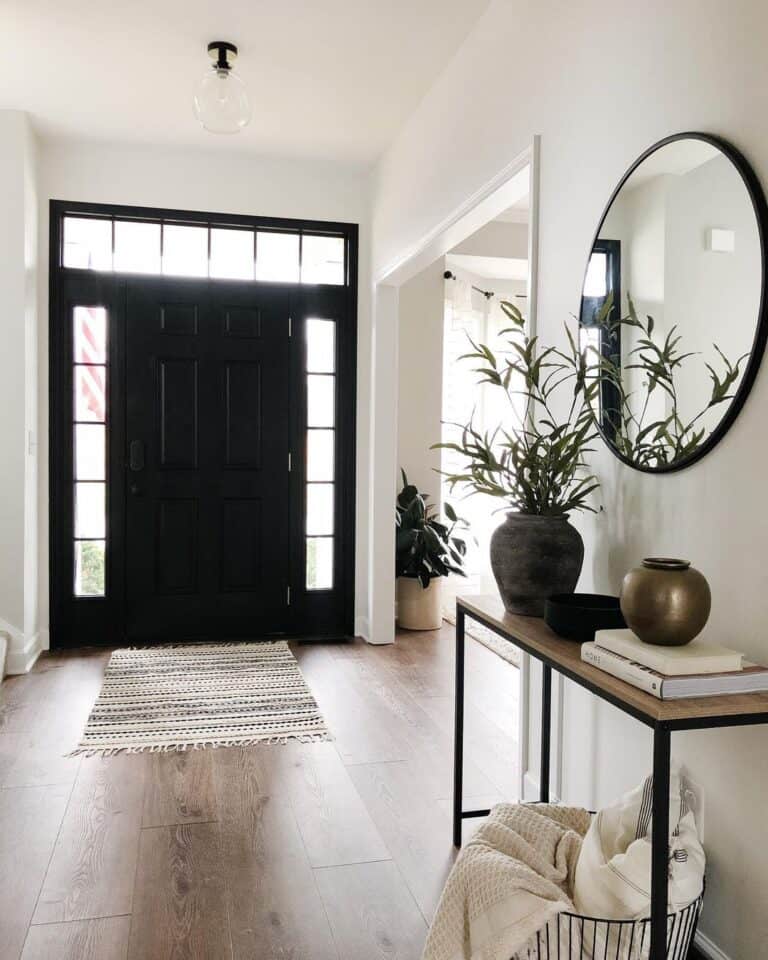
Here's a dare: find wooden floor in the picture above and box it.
[0,625,519,960]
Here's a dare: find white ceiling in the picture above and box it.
[447,254,528,281]
[495,196,529,223]
[624,139,720,189]
[0,0,491,165]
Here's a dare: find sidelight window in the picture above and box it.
[73,306,108,596]
[305,318,336,590]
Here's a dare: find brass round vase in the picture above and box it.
[620,558,711,647]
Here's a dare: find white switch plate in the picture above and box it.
[706,227,735,253]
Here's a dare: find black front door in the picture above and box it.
[125,279,291,640]
[50,201,358,647]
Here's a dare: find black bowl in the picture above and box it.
[544,593,626,643]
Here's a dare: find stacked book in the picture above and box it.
[582,628,768,700]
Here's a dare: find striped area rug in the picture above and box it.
[70,642,331,756]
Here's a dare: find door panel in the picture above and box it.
[125,279,291,641]
[159,358,198,467]
[224,362,262,466]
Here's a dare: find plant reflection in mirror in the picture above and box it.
[433,300,601,517]
[590,292,749,468]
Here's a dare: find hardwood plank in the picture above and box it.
[2,652,105,788]
[128,823,232,960]
[464,636,520,738]
[332,644,502,799]
[0,731,22,783]
[315,859,427,960]
[364,633,455,700]
[0,783,72,960]
[211,746,306,859]
[33,755,147,924]
[21,916,131,960]
[270,741,391,868]
[0,674,50,735]
[211,744,339,959]
[227,852,339,960]
[420,695,519,799]
[294,645,409,764]
[1,728,82,789]
[348,760,458,921]
[142,750,218,827]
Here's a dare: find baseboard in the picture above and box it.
[5,631,43,674]
[354,615,370,641]
[693,930,731,960]
[0,615,23,647]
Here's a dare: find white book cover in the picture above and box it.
[581,642,661,696]
[593,628,743,676]
[582,643,768,700]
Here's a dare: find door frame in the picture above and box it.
[369,138,547,801]
[49,199,358,647]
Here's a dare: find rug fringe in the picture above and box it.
[66,730,333,758]
[122,641,290,652]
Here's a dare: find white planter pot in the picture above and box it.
[396,577,444,631]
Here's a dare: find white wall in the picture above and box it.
[36,139,371,642]
[0,112,39,671]
[664,154,760,431]
[397,258,445,497]
[451,220,528,259]
[370,1,768,954]
[601,175,670,424]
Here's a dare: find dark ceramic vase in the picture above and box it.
[489,513,584,616]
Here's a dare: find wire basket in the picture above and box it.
[511,890,704,960]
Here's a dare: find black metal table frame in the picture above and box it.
[452,600,768,960]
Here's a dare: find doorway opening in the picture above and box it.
[381,145,538,799]
[49,201,358,646]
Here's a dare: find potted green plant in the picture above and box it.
[434,300,600,616]
[395,471,469,630]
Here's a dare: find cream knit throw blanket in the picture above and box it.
[423,803,591,960]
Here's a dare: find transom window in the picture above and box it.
[62,215,346,286]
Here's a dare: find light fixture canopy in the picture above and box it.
[193,40,251,135]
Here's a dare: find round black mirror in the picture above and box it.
[579,132,768,472]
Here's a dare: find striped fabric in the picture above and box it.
[70,642,331,755]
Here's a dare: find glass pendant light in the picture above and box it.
[193,41,251,135]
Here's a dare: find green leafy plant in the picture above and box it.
[78,541,105,595]
[591,292,749,468]
[395,471,469,587]
[434,300,600,516]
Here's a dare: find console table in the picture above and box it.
[453,595,768,960]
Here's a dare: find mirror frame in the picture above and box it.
[581,131,768,473]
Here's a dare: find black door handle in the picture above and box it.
[129,440,145,472]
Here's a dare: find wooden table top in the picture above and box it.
[458,595,768,730]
